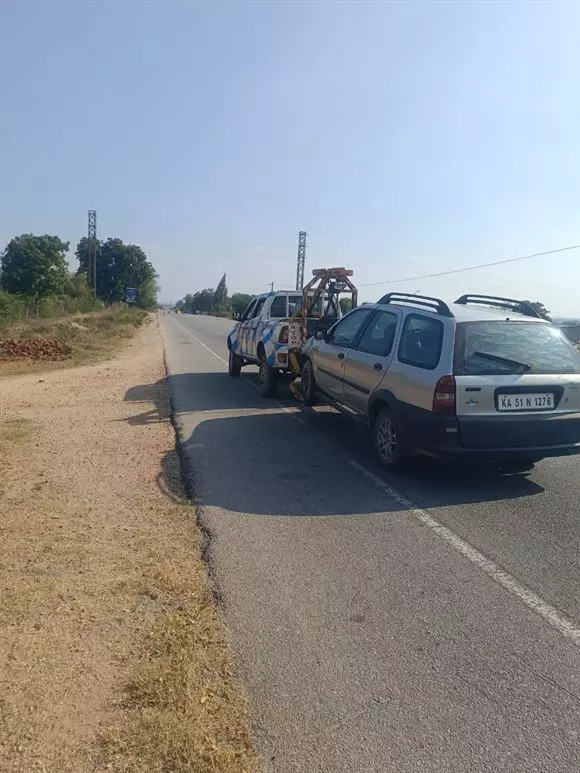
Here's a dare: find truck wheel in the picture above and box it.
[259,356,279,398]
[228,348,242,377]
[372,407,406,471]
[301,359,317,406]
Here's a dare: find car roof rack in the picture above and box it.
[377,292,453,318]
[454,294,543,319]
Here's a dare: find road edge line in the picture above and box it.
[349,459,580,646]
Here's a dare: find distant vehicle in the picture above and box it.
[227,290,341,397]
[302,293,580,471]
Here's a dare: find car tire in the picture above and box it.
[259,355,279,398]
[228,348,243,377]
[372,406,406,471]
[301,359,317,405]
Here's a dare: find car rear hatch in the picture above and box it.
[452,320,580,450]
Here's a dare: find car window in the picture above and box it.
[270,295,287,317]
[241,299,257,321]
[454,321,580,375]
[356,311,398,357]
[251,298,266,319]
[327,308,373,347]
[398,314,443,369]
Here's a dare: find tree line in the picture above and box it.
[175,274,254,318]
[0,232,158,325]
[174,278,552,323]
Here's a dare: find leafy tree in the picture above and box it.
[139,278,160,310]
[1,234,70,298]
[230,292,253,317]
[214,273,228,311]
[522,300,551,321]
[175,294,194,313]
[194,289,216,313]
[76,237,158,308]
[339,297,353,314]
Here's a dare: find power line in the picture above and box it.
[358,244,580,288]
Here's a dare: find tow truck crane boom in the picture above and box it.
[287,267,358,396]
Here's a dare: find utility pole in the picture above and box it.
[270,281,274,292]
[295,230,307,291]
[87,210,97,296]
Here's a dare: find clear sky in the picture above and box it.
[1,1,579,315]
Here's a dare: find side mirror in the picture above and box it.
[315,330,326,341]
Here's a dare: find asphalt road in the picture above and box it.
[160,312,580,773]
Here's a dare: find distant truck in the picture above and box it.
[227,290,341,397]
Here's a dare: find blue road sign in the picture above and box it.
[125,288,138,303]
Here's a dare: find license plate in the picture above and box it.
[497,393,555,412]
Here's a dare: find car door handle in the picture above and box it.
[373,362,383,371]
[337,352,345,360]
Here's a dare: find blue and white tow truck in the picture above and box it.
[227,269,357,397]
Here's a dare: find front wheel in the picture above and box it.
[372,407,406,471]
[259,356,279,398]
[228,348,243,377]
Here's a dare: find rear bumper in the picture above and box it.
[426,414,580,461]
[403,409,580,462]
[426,441,580,462]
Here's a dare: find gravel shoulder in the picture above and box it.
[0,316,256,772]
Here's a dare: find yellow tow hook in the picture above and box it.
[289,377,302,399]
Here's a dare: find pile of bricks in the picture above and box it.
[0,339,72,361]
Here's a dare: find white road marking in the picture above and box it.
[350,460,580,646]
[167,316,580,646]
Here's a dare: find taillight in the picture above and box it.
[279,326,289,344]
[433,375,456,415]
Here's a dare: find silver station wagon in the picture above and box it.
[301,293,580,470]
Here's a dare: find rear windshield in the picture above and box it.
[454,321,580,375]
[270,294,340,319]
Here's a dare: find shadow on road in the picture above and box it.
[123,371,544,517]
[291,406,546,509]
[125,372,294,415]
[169,413,544,517]
[123,381,171,424]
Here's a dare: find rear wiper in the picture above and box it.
[472,351,532,372]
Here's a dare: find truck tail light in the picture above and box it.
[433,375,456,415]
[279,326,289,344]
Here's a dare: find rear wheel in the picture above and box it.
[301,359,317,405]
[372,407,406,471]
[228,348,243,377]
[259,356,279,398]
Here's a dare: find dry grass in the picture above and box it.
[0,308,150,375]
[100,454,256,773]
[0,320,257,773]
[103,603,255,773]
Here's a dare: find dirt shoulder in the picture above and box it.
[0,308,150,377]
[0,317,256,772]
